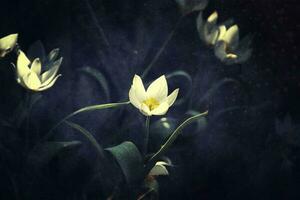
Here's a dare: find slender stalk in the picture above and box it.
[147,111,208,167]
[141,15,184,78]
[84,0,110,47]
[143,116,150,155]
[43,101,130,141]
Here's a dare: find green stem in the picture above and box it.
[43,101,130,141]
[147,111,208,167]
[141,15,184,78]
[143,116,150,155]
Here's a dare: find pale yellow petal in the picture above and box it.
[146,75,168,102]
[131,74,147,102]
[31,58,42,76]
[223,25,239,48]
[16,51,31,78]
[140,103,152,116]
[151,102,169,116]
[129,87,142,109]
[217,25,227,41]
[0,33,18,57]
[166,88,179,107]
[23,71,41,91]
[149,162,169,176]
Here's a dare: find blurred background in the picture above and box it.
[0,0,299,199]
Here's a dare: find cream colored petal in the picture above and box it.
[16,51,31,78]
[207,11,218,24]
[146,75,168,102]
[0,33,18,57]
[151,102,169,116]
[129,87,142,109]
[149,162,169,176]
[38,74,61,91]
[217,25,227,41]
[23,71,41,91]
[31,58,42,76]
[140,103,152,116]
[166,88,179,107]
[223,25,239,48]
[41,57,62,85]
[132,74,147,102]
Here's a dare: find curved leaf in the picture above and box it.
[44,101,130,140]
[106,141,143,184]
[78,66,111,101]
[148,111,208,165]
[28,141,81,168]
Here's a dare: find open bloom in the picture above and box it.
[197,11,219,46]
[129,75,179,116]
[214,24,252,65]
[0,33,18,57]
[148,161,170,176]
[16,50,62,91]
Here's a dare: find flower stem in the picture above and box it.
[143,116,151,155]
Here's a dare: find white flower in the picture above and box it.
[148,161,170,176]
[197,11,220,46]
[16,50,62,91]
[0,33,18,57]
[129,75,179,116]
[214,25,252,65]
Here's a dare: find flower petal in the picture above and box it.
[214,41,227,61]
[132,75,147,102]
[129,86,142,109]
[223,25,239,49]
[151,102,169,116]
[38,74,61,91]
[17,51,31,78]
[23,71,41,91]
[0,33,18,57]
[146,75,168,102]
[140,103,152,116]
[149,162,169,176]
[41,57,62,85]
[166,88,179,106]
[31,58,42,76]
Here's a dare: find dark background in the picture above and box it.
[0,0,299,199]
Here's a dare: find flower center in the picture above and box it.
[143,98,160,111]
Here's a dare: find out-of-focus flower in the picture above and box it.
[214,25,252,65]
[129,75,179,116]
[175,0,208,15]
[16,50,62,91]
[148,161,170,176]
[197,11,219,46]
[0,33,18,58]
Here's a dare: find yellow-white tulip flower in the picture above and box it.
[197,11,219,46]
[0,33,18,57]
[16,50,62,91]
[148,161,169,176]
[214,25,252,65]
[129,75,179,116]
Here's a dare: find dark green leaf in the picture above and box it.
[28,141,81,168]
[106,141,143,184]
[78,66,111,101]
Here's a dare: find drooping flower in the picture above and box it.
[129,75,179,116]
[197,11,220,46]
[0,33,18,57]
[214,24,252,65]
[16,50,62,91]
[148,161,170,176]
